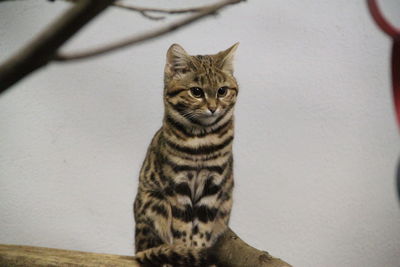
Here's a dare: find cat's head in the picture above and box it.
[164,43,239,127]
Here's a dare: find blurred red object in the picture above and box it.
[367,0,400,128]
[367,0,400,199]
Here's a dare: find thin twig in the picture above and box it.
[55,0,245,61]
[137,11,165,21]
[114,1,210,15]
[66,0,225,21]
[113,1,231,21]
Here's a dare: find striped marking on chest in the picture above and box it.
[165,135,233,155]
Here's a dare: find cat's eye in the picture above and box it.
[190,87,204,98]
[217,86,228,97]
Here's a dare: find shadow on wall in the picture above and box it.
[397,160,400,202]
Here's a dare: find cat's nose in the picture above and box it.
[208,107,217,114]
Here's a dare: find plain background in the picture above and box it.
[1,1,400,266]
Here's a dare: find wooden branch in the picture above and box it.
[0,244,140,267]
[54,0,245,61]
[0,0,116,94]
[213,228,292,267]
[65,0,165,20]
[112,3,198,21]
[0,228,292,267]
[66,0,237,20]
[112,1,228,21]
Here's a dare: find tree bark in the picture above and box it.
[0,243,140,267]
[212,228,292,267]
[0,228,292,267]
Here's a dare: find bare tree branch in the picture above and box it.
[0,0,244,94]
[113,0,243,21]
[0,243,141,267]
[54,0,245,61]
[0,228,292,267]
[65,0,166,20]
[66,0,236,20]
[0,0,116,94]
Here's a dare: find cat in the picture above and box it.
[134,43,239,266]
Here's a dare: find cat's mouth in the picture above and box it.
[176,108,223,127]
[196,117,217,126]
[194,111,221,126]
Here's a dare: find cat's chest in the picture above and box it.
[161,134,232,203]
[173,169,223,202]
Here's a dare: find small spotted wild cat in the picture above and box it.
[134,43,239,266]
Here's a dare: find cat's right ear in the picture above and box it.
[165,44,191,78]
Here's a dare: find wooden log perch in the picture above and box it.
[0,228,291,267]
[212,228,292,267]
[0,244,140,267]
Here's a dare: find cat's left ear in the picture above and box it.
[216,42,239,74]
[165,44,191,78]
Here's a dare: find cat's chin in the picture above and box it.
[171,112,222,128]
[191,114,220,127]
[198,117,218,126]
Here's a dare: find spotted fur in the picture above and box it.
[134,43,239,266]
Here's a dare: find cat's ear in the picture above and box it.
[216,42,239,74]
[165,44,191,77]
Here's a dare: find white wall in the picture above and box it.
[1,1,400,266]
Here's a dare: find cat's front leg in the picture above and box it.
[192,174,233,248]
[192,197,232,248]
[170,194,194,246]
[134,190,174,251]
